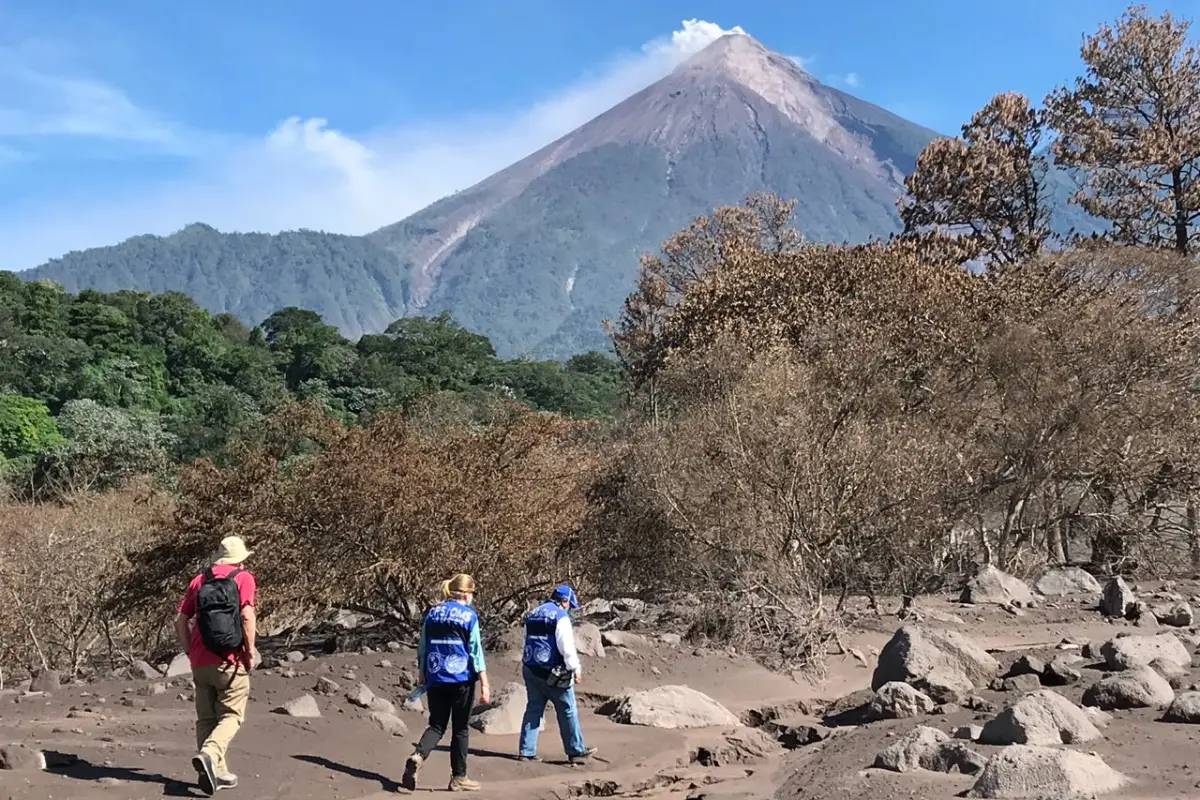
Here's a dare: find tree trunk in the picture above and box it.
[1188,499,1199,578]
[1172,166,1190,255]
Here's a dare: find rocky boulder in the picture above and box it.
[1152,601,1194,627]
[470,682,543,735]
[165,653,191,678]
[574,624,606,658]
[274,694,321,718]
[1034,567,1102,596]
[1148,656,1190,690]
[28,670,60,694]
[872,626,1000,703]
[1099,576,1136,618]
[369,711,408,736]
[0,744,46,771]
[1162,691,1200,723]
[960,566,1035,606]
[601,630,649,649]
[1004,655,1044,678]
[1042,655,1082,686]
[977,690,1102,746]
[598,685,740,729]
[966,745,1126,798]
[1082,666,1175,710]
[868,682,935,720]
[690,729,780,767]
[1099,633,1191,671]
[872,726,985,774]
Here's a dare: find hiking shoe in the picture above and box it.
[517,754,542,762]
[400,753,422,792]
[569,747,598,764]
[447,776,482,792]
[191,753,216,796]
[216,773,238,790]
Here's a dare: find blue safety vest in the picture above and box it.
[423,600,477,685]
[523,601,569,670]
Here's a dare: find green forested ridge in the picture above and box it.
[0,272,623,479]
[24,224,411,339]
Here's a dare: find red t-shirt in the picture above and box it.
[177,564,257,668]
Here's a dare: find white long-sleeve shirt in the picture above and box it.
[555,615,581,672]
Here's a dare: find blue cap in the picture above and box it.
[552,584,580,609]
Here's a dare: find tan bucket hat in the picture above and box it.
[213,535,253,566]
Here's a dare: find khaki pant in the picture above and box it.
[192,663,250,775]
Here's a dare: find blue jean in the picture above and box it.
[518,666,586,757]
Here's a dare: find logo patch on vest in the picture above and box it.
[426,652,444,675]
[531,641,554,664]
[443,654,468,676]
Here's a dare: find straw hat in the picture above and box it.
[213,536,253,566]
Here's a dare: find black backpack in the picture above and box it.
[195,567,245,654]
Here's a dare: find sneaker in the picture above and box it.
[191,753,216,796]
[216,774,238,790]
[447,776,482,792]
[568,747,597,764]
[400,753,422,792]
[517,754,541,763]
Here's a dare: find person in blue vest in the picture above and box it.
[517,584,597,764]
[401,573,490,793]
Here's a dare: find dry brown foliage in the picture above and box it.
[0,484,172,679]
[114,400,601,636]
[900,91,1052,266]
[1046,4,1200,253]
[608,191,801,391]
[597,195,1200,670]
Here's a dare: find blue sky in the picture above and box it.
[0,0,1193,269]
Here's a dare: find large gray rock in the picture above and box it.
[598,685,740,729]
[966,746,1126,798]
[1162,691,1200,723]
[1042,655,1082,686]
[574,623,606,658]
[871,726,985,774]
[1148,656,1190,690]
[28,670,60,693]
[872,626,1000,703]
[165,653,191,678]
[133,660,163,680]
[346,683,377,708]
[977,690,1102,746]
[275,694,321,718]
[1082,666,1175,710]
[960,566,1035,606]
[0,744,46,771]
[868,682,935,719]
[690,728,780,767]
[1099,576,1136,618]
[1034,567,1102,596]
[601,630,649,649]
[369,711,408,736]
[1152,602,1194,627]
[470,682,544,735]
[1099,633,1191,671]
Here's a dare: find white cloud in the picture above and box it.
[0,45,206,156]
[828,71,862,89]
[2,19,747,270]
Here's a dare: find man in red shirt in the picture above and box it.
[174,536,259,795]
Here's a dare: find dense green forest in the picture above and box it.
[0,271,623,481]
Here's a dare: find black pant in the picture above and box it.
[414,681,475,778]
